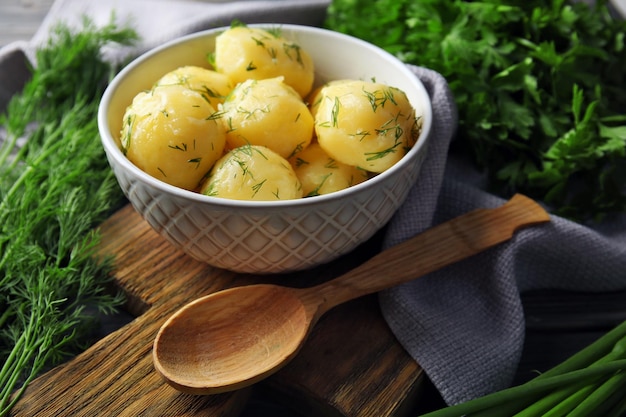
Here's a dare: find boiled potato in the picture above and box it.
[120,85,226,190]
[214,26,314,98]
[201,145,302,201]
[314,80,419,173]
[155,66,233,109]
[220,77,314,159]
[307,79,353,120]
[289,142,368,196]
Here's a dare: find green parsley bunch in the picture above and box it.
[326,0,626,221]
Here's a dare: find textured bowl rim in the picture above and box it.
[98,24,433,210]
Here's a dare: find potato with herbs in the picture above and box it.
[220,77,314,159]
[307,79,353,120]
[201,145,303,201]
[314,80,419,173]
[214,26,314,98]
[289,143,368,196]
[155,65,232,109]
[120,84,226,190]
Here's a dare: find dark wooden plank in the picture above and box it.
[266,296,425,417]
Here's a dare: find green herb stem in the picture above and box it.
[534,383,598,417]
[534,321,626,381]
[566,371,626,417]
[465,328,626,417]
[419,360,626,417]
[418,321,626,417]
[0,128,66,221]
[517,331,626,417]
[0,128,19,169]
[514,382,593,417]
[0,309,39,414]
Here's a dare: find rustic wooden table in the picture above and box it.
[2,1,626,416]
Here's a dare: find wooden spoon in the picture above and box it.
[153,194,549,395]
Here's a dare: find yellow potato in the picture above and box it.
[155,65,233,109]
[220,77,314,159]
[120,85,226,190]
[314,80,419,173]
[289,142,368,196]
[214,26,314,98]
[201,145,303,201]
[306,79,353,120]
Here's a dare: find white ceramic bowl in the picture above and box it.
[98,24,433,274]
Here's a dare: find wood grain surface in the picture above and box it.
[8,204,424,416]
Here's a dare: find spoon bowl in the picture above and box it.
[153,194,550,394]
[154,285,311,394]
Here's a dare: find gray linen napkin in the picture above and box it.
[2,0,625,408]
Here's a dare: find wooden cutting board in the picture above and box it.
[9,204,425,416]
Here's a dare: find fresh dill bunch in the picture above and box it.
[6,15,137,135]
[0,18,137,417]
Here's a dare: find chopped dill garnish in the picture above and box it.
[251,36,266,47]
[206,51,216,68]
[230,19,247,28]
[236,104,270,119]
[330,96,341,127]
[365,141,403,161]
[200,85,223,99]
[324,159,339,169]
[225,117,236,132]
[283,42,305,66]
[362,86,397,112]
[288,142,306,159]
[251,179,267,197]
[206,110,226,121]
[375,114,404,140]
[121,114,135,153]
[265,26,282,38]
[237,143,270,160]
[350,130,371,141]
[188,157,202,169]
[169,143,188,152]
[202,181,218,197]
[306,173,332,197]
[267,47,278,60]
[293,157,308,168]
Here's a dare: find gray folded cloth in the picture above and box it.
[380,68,626,406]
[2,0,625,408]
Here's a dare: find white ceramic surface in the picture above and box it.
[98,24,433,274]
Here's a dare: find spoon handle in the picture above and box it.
[307,194,550,314]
